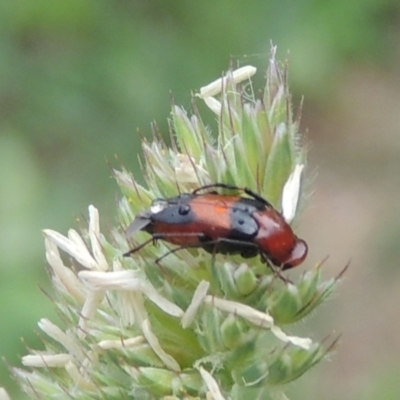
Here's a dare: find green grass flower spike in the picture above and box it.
[12,46,344,400]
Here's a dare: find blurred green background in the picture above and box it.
[1,1,400,399]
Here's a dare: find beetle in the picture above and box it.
[124,183,307,270]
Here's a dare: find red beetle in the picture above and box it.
[125,184,307,270]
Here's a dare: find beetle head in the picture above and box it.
[125,198,171,238]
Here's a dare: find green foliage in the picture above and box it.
[1,1,398,398]
[12,50,343,400]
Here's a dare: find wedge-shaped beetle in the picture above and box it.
[125,184,307,270]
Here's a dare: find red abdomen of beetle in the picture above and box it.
[252,209,308,269]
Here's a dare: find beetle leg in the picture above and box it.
[123,237,154,257]
[154,233,208,264]
[123,233,165,257]
[192,183,241,195]
[192,183,273,208]
[155,236,258,264]
[242,187,273,207]
[259,252,292,283]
